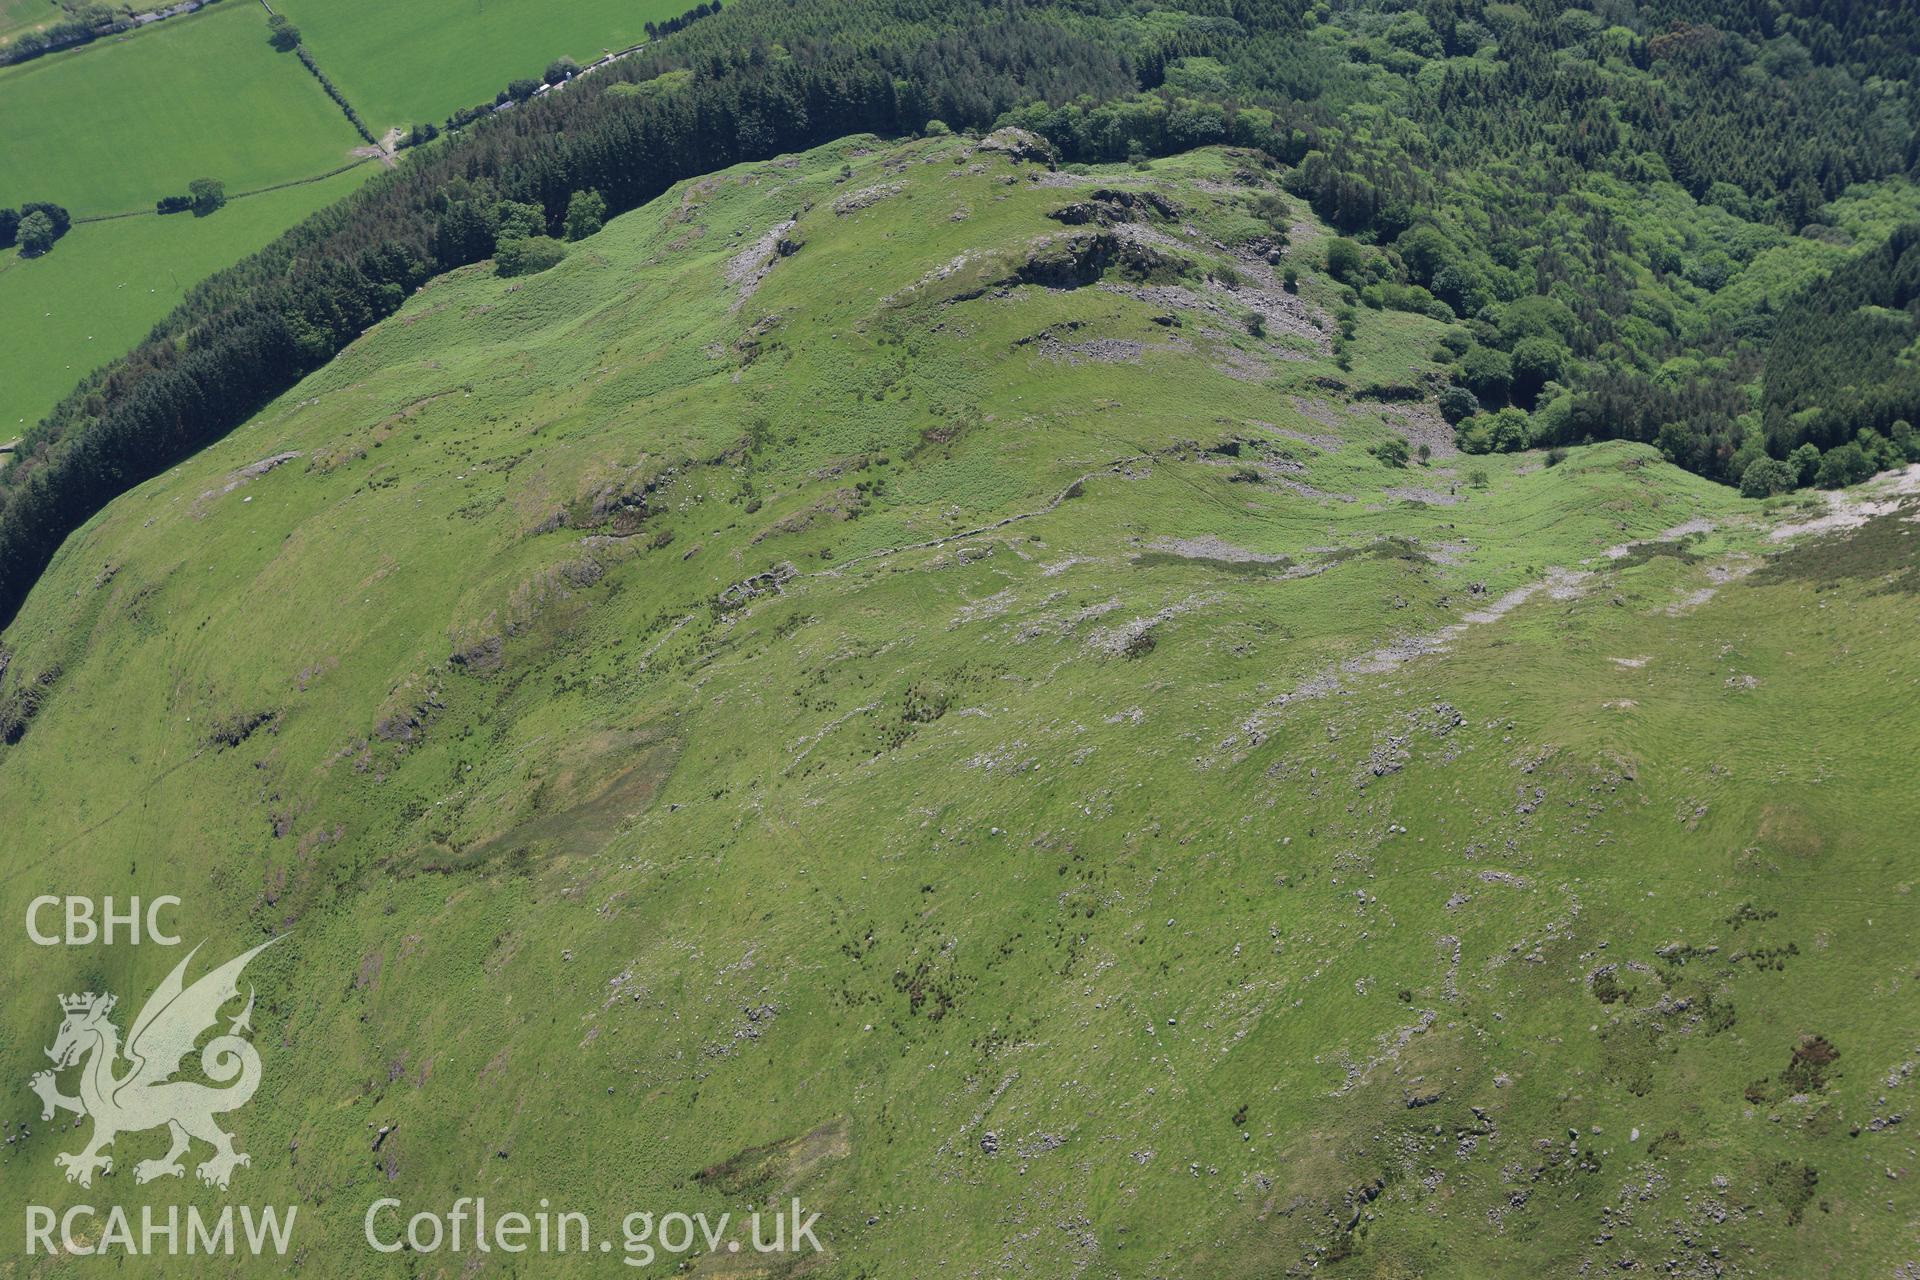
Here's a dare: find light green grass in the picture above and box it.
[0,0,74,45]
[271,0,688,131]
[0,163,375,432]
[0,138,1912,1277]
[0,3,362,215]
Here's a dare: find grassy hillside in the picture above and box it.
[2,134,1915,1276]
[0,164,376,434]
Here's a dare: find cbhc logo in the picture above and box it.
[26,896,181,946]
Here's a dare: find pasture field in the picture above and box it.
[0,1,360,216]
[2,137,1913,1275]
[270,0,686,130]
[0,163,375,431]
[0,0,73,46]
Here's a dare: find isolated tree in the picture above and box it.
[17,210,57,257]
[266,13,300,50]
[544,56,579,85]
[188,178,226,216]
[563,188,606,241]
[19,201,69,238]
[0,207,17,248]
[1371,436,1410,468]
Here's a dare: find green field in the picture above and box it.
[2,135,1914,1275]
[0,164,376,432]
[0,0,93,46]
[0,2,362,215]
[271,0,684,130]
[0,0,57,44]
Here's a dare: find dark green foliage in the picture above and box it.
[1457,407,1530,455]
[498,78,543,105]
[564,189,607,241]
[1509,337,1565,410]
[1370,436,1409,468]
[1393,224,1453,291]
[495,199,546,241]
[295,45,376,143]
[1763,225,1920,454]
[1814,443,1873,489]
[1435,386,1476,426]
[0,208,17,249]
[267,13,301,51]
[1496,297,1577,349]
[189,177,227,216]
[645,0,721,43]
[1590,967,1633,1005]
[495,235,567,277]
[1895,421,1920,462]
[19,201,70,239]
[16,211,57,257]
[1324,236,1365,284]
[1739,457,1795,498]
[1782,1035,1840,1094]
[1766,1161,1819,1226]
[1789,443,1822,487]
[1456,346,1512,409]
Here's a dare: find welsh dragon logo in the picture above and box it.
[29,937,282,1190]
